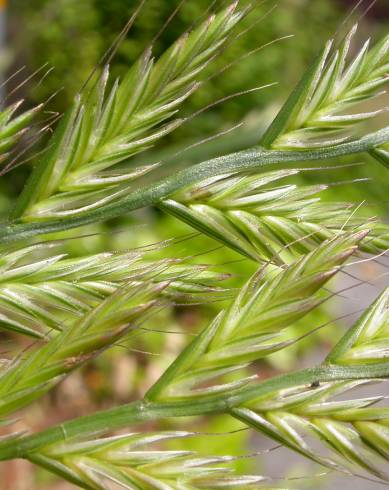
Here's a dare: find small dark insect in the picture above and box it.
[310,380,320,388]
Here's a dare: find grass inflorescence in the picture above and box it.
[0,2,388,489]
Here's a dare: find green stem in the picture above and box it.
[1,127,388,244]
[1,361,388,461]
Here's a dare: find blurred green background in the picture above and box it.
[1,1,388,488]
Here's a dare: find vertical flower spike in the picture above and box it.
[146,232,365,402]
[161,168,389,263]
[14,3,247,221]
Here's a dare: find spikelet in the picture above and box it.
[261,27,389,149]
[0,282,165,417]
[0,242,227,338]
[28,431,270,490]
[232,287,389,480]
[15,3,246,221]
[161,168,388,263]
[146,232,365,402]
